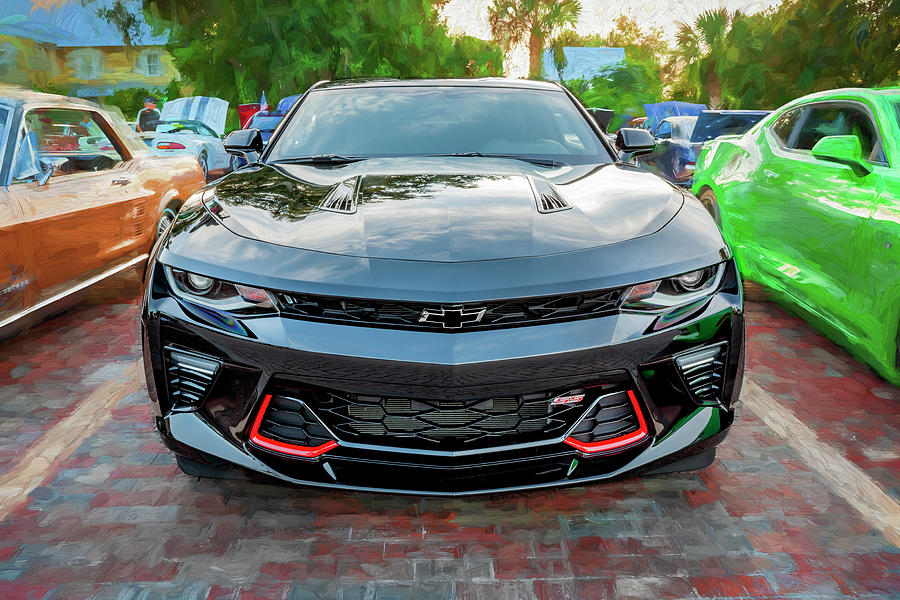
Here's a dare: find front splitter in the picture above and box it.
[163,405,729,496]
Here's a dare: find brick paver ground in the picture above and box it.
[0,273,897,599]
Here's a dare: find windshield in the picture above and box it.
[249,114,283,131]
[892,100,900,137]
[672,118,697,140]
[151,120,216,137]
[267,86,611,165]
[691,112,767,143]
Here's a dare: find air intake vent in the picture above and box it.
[674,343,728,404]
[529,177,571,213]
[564,389,649,454]
[249,394,337,458]
[320,176,360,213]
[164,347,221,407]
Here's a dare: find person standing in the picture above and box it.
[136,96,160,132]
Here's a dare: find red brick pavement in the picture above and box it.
[0,273,896,598]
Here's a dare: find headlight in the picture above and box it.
[165,266,276,314]
[622,263,724,310]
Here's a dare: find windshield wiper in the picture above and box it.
[273,154,365,165]
[424,152,566,168]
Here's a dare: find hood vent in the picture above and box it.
[319,176,360,214]
[529,177,571,213]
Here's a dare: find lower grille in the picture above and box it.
[675,343,728,404]
[248,394,337,458]
[265,378,635,452]
[164,347,221,407]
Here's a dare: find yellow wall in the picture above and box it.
[0,36,179,92]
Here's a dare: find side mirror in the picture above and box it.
[37,156,69,186]
[616,128,655,157]
[587,108,614,132]
[811,135,872,176]
[224,128,263,164]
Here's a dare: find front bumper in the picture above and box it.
[142,262,744,495]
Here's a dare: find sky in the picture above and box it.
[441,0,783,76]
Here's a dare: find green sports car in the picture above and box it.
[693,87,900,385]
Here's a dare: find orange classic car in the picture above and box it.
[0,87,206,338]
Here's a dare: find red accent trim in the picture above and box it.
[564,390,650,454]
[248,394,338,458]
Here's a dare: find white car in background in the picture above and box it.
[137,96,237,181]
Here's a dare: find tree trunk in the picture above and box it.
[706,66,722,109]
[528,31,543,78]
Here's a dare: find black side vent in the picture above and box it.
[320,176,360,213]
[529,177,571,213]
[164,347,221,407]
[675,343,728,404]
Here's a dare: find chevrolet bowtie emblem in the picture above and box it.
[418,305,487,329]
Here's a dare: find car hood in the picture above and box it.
[160,96,229,135]
[205,157,684,262]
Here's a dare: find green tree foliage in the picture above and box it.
[138,0,500,126]
[563,60,664,131]
[550,15,667,129]
[100,81,182,120]
[667,9,769,109]
[488,0,581,78]
[670,0,899,109]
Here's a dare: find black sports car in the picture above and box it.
[142,79,744,495]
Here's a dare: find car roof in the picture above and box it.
[661,116,698,123]
[313,78,565,92]
[700,109,770,115]
[0,85,101,110]
[787,87,900,106]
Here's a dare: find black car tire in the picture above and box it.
[895,317,900,370]
[155,201,180,241]
[199,153,209,182]
[699,188,722,227]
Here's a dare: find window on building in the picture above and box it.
[136,50,163,77]
[0,44,16,76]
[146,53,161,76]
[68,49,103,80]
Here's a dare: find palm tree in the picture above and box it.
[489,0,582,78]
[669,8,770,109]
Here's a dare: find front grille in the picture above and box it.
[275,288,623,332]
[567,390,642,444]
[675,343,728,404]
[164,347,221,407]
[266,380,632,452]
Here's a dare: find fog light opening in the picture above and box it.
[564,390,650,454]
[248,395,338,458]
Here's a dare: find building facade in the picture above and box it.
[0,0,178,100]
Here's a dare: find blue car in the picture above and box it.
[635,110,770,186]
[246,111,286,145]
